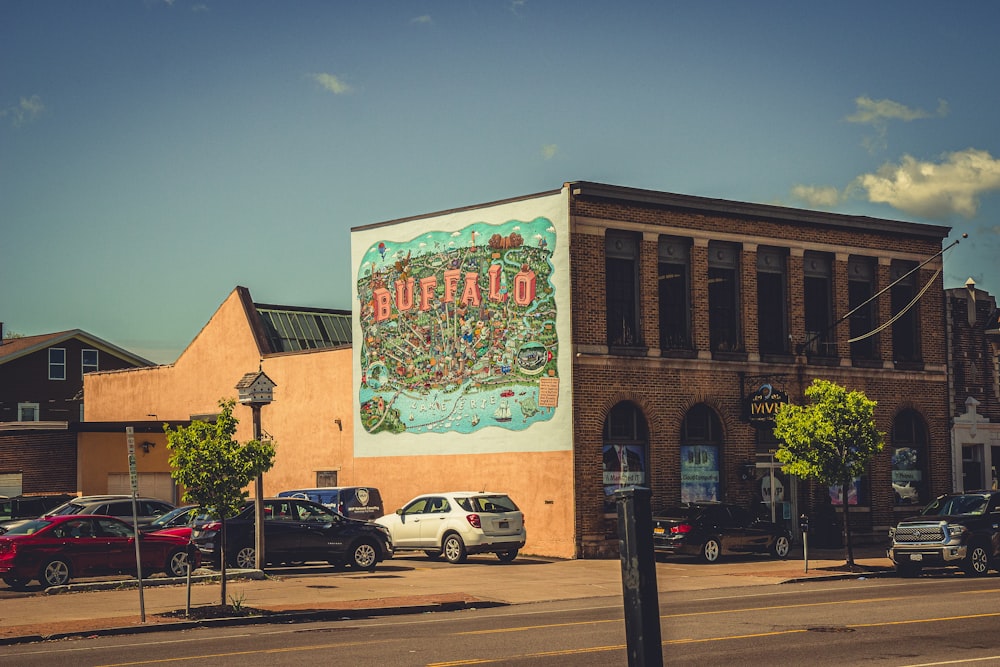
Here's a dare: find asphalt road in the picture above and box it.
[4,574,1000,665]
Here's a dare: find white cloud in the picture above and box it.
[309,73,352,95]
[0,95,45,127]
[790,184,843,208]
[845,96,944,125]
[412,15,432,25]
[845,96,948,153]
[541,144,558,160]
[854,148,1000,219]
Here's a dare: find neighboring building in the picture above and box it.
[946,282,1000,492]
[86,182,955,558]
[0,328,153,497]
[85,288,354,502]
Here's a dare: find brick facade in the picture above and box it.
[568,182,952,556]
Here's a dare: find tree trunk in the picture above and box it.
[842,478,855,567]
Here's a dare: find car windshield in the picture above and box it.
[148,506,195,528]
[47,503,87,516]
[658,505,702,520]
[2,519,53,535]
[457,495,519,513]
[921,494,989,516]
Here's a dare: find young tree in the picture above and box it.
[165,399,275,605]
[772,379,884,567]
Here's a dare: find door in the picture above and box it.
[392,497,433,548]
[418,496,451,545]
[262,500,304,561]
[94,517,138,572]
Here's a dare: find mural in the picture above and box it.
[356,217,559,436]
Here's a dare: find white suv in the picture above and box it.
[375,492,525,563]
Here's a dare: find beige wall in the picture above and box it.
[84,287,579,558]
[353,451,576,559]
[76,431,173,499]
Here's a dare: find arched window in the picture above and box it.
[680,404,723,502]
[601,402,648,513]
[892,410,927,506]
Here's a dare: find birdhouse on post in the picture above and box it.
[236,370,276,406]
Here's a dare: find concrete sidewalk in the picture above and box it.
[0,547,894,645]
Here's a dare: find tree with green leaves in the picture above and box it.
[772,379,884,567]
[165,399,275,605]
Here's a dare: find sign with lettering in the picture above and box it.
[747,384,789,424]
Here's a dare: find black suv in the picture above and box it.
[191,497,393,571]
[0,494,74,530]
[888,490,1000,577]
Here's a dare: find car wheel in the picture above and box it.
[443,533,467,564]
[40,559,71,587]
[496,549,518,563]
[349,540,378,571]
[2,575,29,590]
[771,535,791,559]
[232,544,256,570]
[424,550,442,560]
[964,544,990,576]
[165,549,191,578]
[700,538,722,563]
[896,562,922,578]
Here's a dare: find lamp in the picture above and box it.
[141,441,155,454]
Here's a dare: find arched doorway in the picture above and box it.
[601,401,649,513]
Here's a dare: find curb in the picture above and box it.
[0,598,509,646]
[43,569,266,595]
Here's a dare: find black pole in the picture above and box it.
[614,486,663,667]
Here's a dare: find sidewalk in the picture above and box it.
[0,546,893,645]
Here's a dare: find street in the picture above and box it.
[3,564,1000,665]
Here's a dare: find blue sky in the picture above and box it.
[3,1,999,363]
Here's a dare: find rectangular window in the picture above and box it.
[82,349,99,375]
[606,231,642,348]
[756,246,788,355]
[18,403,40,421]
[708,241,741,354]
[848,256,877,360]
[803,252,835,357]
[658,236,691,350]
[316,470,338,486]
[891,261,921,362]
[49,348,66,380]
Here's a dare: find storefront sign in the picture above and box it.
[747,383,788,424]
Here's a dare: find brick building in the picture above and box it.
[946,283,1000,492]
[566,182,952,554]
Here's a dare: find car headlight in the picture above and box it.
[947,524,967,539]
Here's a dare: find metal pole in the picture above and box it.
[614,487,663,667]
[252,404,265,571]
[769,451,777,524]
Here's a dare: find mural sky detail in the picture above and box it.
[357,218,559,436]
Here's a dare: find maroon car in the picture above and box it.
[0,514,199,589]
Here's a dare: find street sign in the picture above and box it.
[126,427,138,494]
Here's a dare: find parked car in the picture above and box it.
[652,502,792,562]
[142,505,209,540]
[277,487,384,520]
[45,495,175,528]
[375,492,526,564]
[0,494,75,525]
[888,490,1000,577]
[0,514,199,589]
[191,497,392,571]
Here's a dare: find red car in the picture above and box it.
[0,514,199,589]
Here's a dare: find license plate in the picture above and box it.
[499,521,509,529]
[653,527,665,534]
[910,553,923,562]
